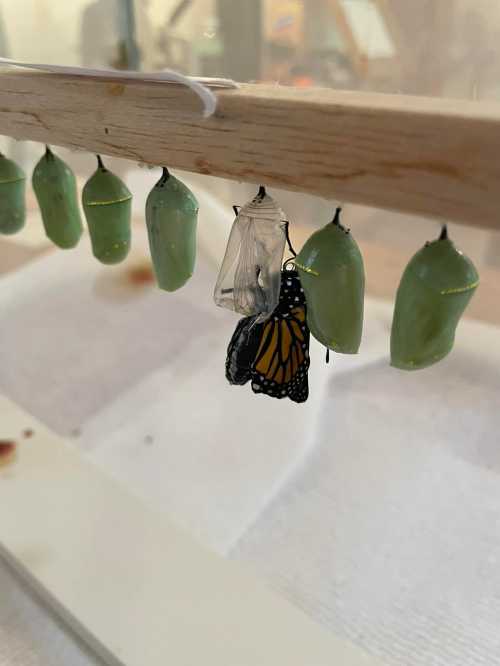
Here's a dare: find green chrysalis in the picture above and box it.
[295,208,365,354]
[146,167,199,292]
[82,155,132,264]
[0,152,26,235]
[32,146,83,249]
[391,226,479,371]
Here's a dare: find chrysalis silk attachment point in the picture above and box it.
[391,227,479,370]
[214,189,287,321]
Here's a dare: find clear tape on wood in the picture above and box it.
[0,57,239,118]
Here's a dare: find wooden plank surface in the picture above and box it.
[0,395,383,666]
[1,70,500,229]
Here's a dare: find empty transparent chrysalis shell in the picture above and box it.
[214,186,287,321]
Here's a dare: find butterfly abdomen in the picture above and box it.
[226,316,264,385]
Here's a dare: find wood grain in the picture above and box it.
[1,70,500,229]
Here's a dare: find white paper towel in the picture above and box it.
[0,230,224,435]
[1,203,499,665]
[0,224,392,553]
[231,319,500,666]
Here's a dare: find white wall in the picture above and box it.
[0,0,206,66]
[1,0,92,63]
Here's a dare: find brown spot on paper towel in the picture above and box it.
[0,441,17,467]
[128,264,155,286]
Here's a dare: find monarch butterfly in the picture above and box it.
[32,146,83,249]
[0,152,26,235]
[294,208,365,354]
[82,155,132,264]
[214,186,287,322]
[146,167,199,292]
[226,268,310,403]
[391,225,479,371]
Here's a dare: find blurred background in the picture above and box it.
[1,3,500,666]
[1,0,499,320]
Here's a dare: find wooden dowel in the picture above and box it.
[1,70,500,229]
